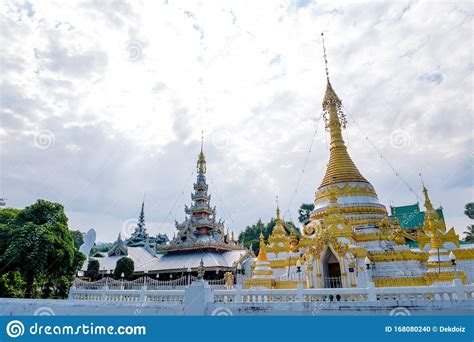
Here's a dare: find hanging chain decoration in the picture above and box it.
[342,105,421,202]
[208,172,237,229]
[321,32,347,131]
[158,168,195,231]
[283,110,323,220]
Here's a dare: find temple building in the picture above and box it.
[80,37,473,290]
[246,38,474,289]
[83,141,251,280]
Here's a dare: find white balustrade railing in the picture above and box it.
[69,289,185,302]
[70,277,474,305]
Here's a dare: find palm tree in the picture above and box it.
[464,225,474,243]
[465,203,474,219]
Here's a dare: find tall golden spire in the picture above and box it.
[420,174,434,212]
[318,33,369,189]
[420,177,440,235]
[197,131,206,174]
[275,195,281,224]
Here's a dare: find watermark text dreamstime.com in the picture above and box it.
[5,320,146,338]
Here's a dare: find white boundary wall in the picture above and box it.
[1,279,472,316]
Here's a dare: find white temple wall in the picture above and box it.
[372,261,425,278]
[456,260,474,283]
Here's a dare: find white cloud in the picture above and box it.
[1,0,472,241]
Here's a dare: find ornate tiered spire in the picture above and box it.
[420,178,442,234]
[137,200,146,233]
[127,200,150,245]
[421,175,434,213]
[251,232,274,279]
[162,138,236,251]
[318,33,369,189]
[267,200,290,255]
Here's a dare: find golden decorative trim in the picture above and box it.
[368,250,428,262]
[453,248,474,260]
[373,271,467,287]
[316,183,378,203]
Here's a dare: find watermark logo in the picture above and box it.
[6,320,25,338]
[34,129,55,149]
[211,129,231,149]
[34,306,55,316]
[311,301,328,315]
[389,129,410,149]
[124,40,145,62]
[211,307,233,316]
[389,306,411,316]
[122,218,138,239]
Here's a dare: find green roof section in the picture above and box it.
[390,203,420,216]
[389,203,445,231]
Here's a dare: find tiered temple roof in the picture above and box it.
[157,139,241,254]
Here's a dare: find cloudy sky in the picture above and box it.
[1,0,472,242]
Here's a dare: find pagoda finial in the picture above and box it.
[201,130,204,153]
[321,32,330,83]
[419,173,433,212]
[276,195,281,223]
[197,133,207,174]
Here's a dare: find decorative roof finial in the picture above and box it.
[275,195,281,223]
[201,130,204,153]
[418,172,426,189]
[419,173,434,213]
[321,32,330,83]
[197,132,206,174]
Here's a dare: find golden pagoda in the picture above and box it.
[247,34,473,289]
[266,205,290,256]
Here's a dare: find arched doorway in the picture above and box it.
[321,247,342,288]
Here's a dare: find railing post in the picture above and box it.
[235,284,242,302]
[367,282,376,301]
[297,282,304,301]
[452,278,464,300]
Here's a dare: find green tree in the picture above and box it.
[0,208,20,225]
[113,257,134,280]
[0,200,85,298]
[71,230,84,249]
[463,225,473,244]
[86,259,100,279]
[465,203,474,219]
[463,202,474,243]
[298,203,315,224]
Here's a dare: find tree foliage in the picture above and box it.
[298,203,315,224]
[86,259,100,279]
[71,230,85,249]
[463,225,473,244]
[463,203,474,244]
[464,203,474,220]
[0,200,85,298]
[113,257,134,280]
